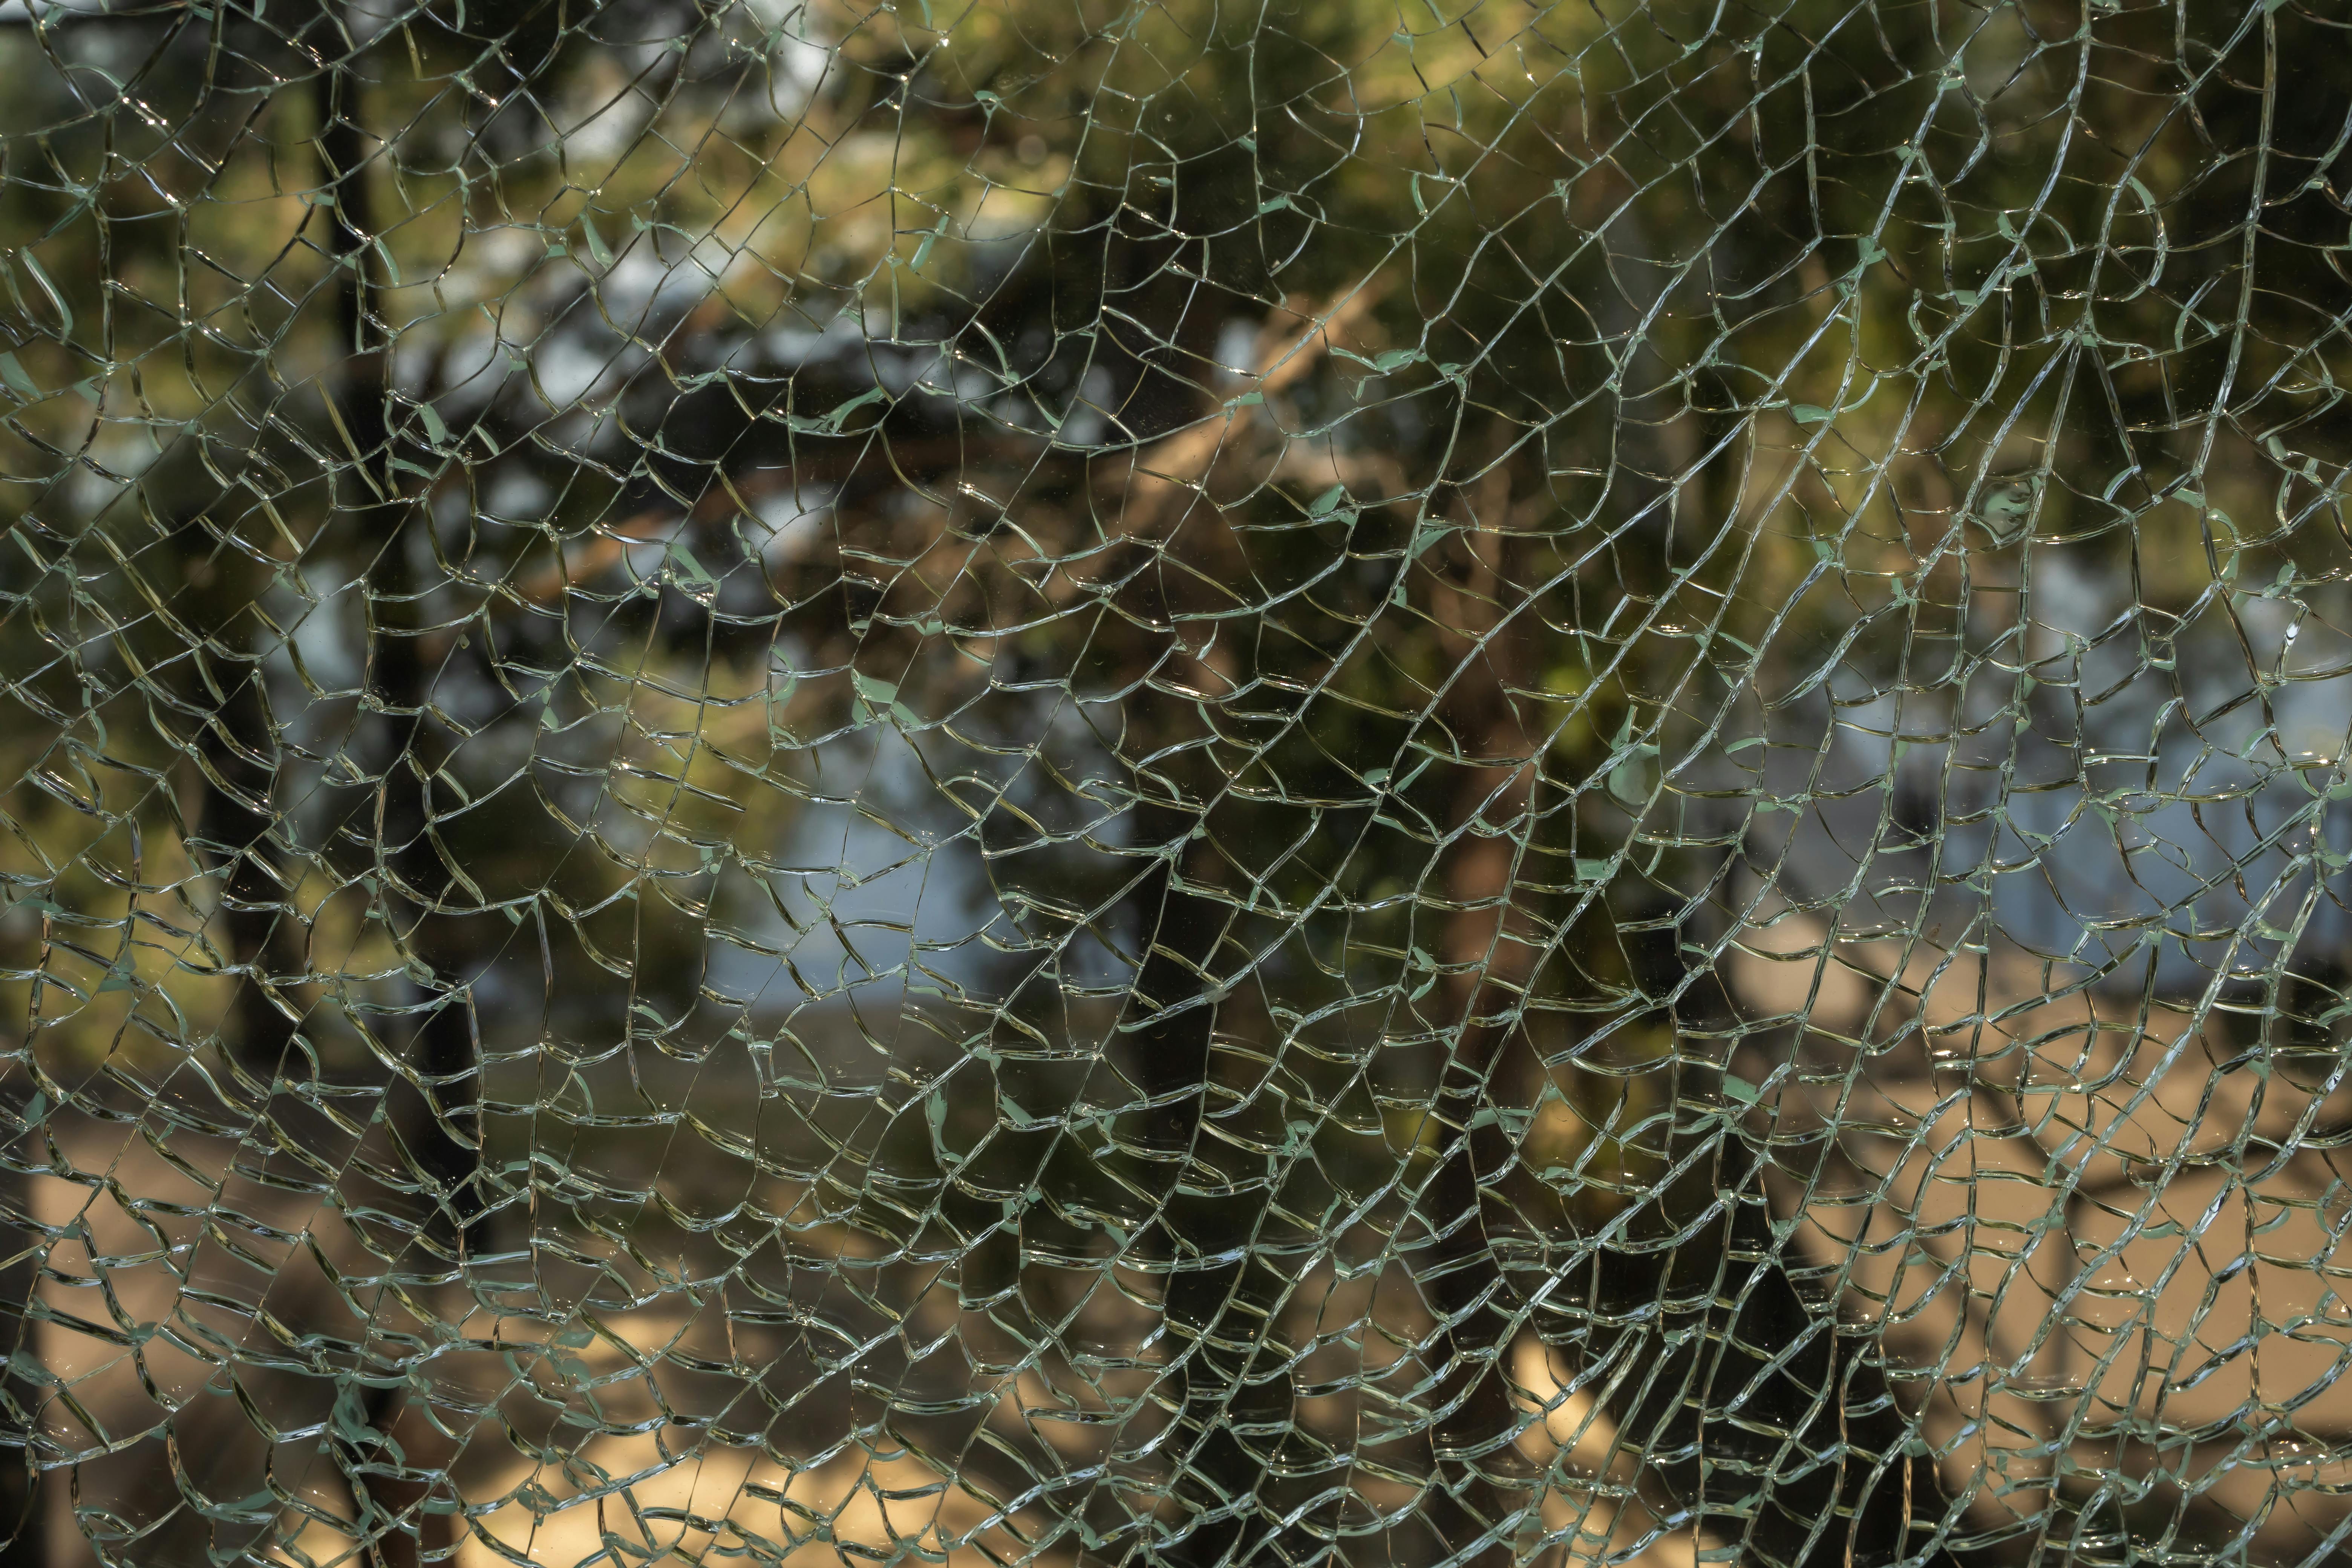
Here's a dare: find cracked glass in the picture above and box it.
[0,0,2349,1565]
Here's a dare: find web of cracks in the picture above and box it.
[0,0,2350,1565]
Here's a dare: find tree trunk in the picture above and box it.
[317,63,478,1568]
[1414,486,1542,1567]
[0,1155,41,1568]
[1121,790,1263,1568]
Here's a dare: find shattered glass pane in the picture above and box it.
[0,0,2348,1564]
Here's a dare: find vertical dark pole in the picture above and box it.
[1122,794,1260,1568]
[320,29,486,1276]
[317,44,479,1568]
[0,1141,42,1568]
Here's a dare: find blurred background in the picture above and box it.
[0,0,2348,1562]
